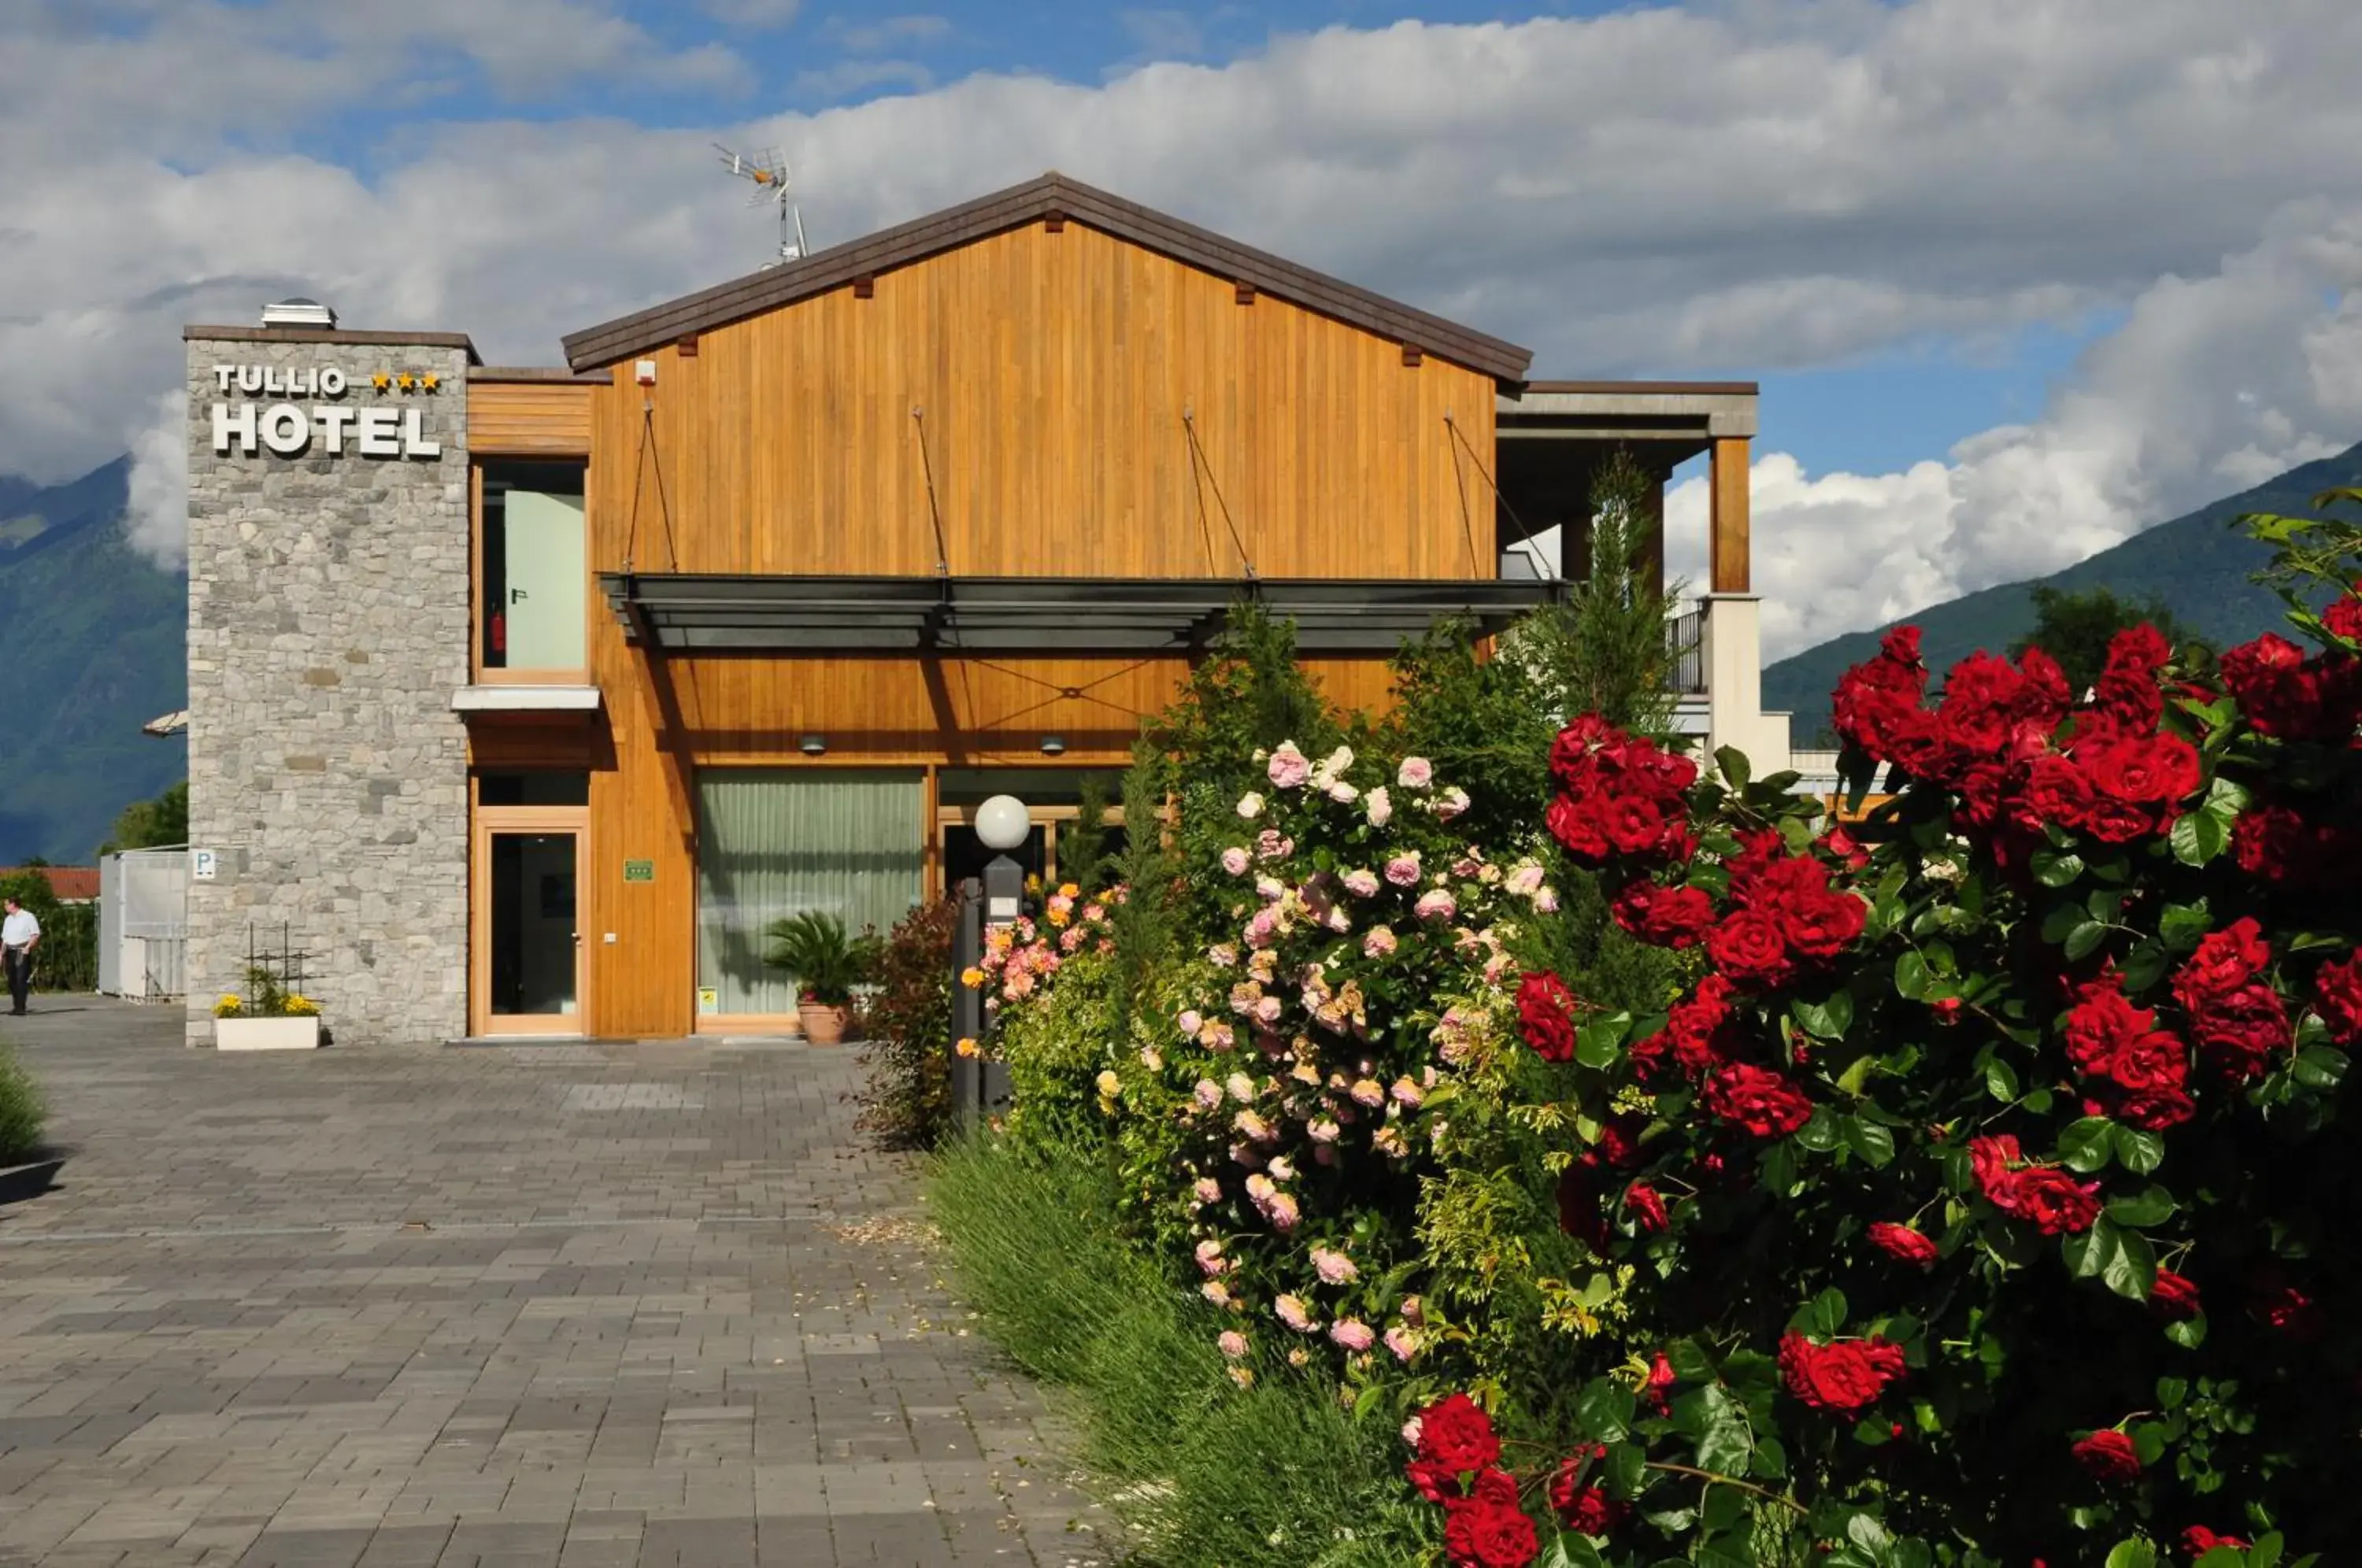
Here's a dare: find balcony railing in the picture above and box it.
[1665,606,1705,695]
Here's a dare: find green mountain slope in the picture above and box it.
[0,458,187,863]
[1764,442,2362,742]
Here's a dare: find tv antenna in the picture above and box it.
[713,142,811,266]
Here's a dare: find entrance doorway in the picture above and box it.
[471,806,586,1037]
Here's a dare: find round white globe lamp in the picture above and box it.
[975,794,1031,852]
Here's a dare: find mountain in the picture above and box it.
[0,458,186,863]
[1764,442,2362,744]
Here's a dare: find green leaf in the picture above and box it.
[2119,945,2168,994]
[2157,1375,2188,1410]
[2063,1218,2117,1281]
[1793,995,1851,1040]
[1760,1139,1801,1195]
[1716,745,1751,790]
[1701,1483,1749,1534]
[1666,1339,1719,1385]
[2105,1540,2159,1568]
[2033,849,2086,888]
[2057,1117,2118,1174]
[2105,1225,2158,1302]
[2112,1124,2167,1176]
[1541,1533,1609,1568]
[1843,1117,1897,1168]
[1696,1537,1757,1568]
[1575,1021,1623,1071]
[2171,810,2229,867]
[2247,1533,2285,1568]
[1749,1435,1788,1479]
[2158,900,2214,950]
[1601,1440,1645,1497]
[1984,1055,2021,1104]
[2040,903,2087,944]
[2293,1045,2348,1089]
[1796,1108,1842,1153]
[2107,1185,2177,1229]
[2065,919,2109,961]
[1790,1287,1848,1340]
[1893,951,1931,1000]
[1853,1416,1891,1447]
[2166,1316,2208,1349]
[1847,1514,1896,1553]
[1575,1378,1635,1444]
[2131,1421,2168,1465]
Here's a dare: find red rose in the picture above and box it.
[1833,629,1931,760]
[1868,1222,1939,1267]
[2254,1283,2325,1343]
[2083,734,2201,805]
[1415,1392,1501,1475]
[1706,910,1793,989]
[2182,1526,2250,1557]
[2313,952,2362,1045]
[2324,594,2362,644]
[1408,1458,1461,1503]
[2150,1269,2202,1320]
[2071,1428,2142,1484]
[1929,996,1964,1024]
[2172,918,2271,1012]
[1624,1181,1668,1233]
[1970,1134,2101,1234]
[2062,976,2153,1079]
[1702,1064,1815,1138]
[1516,971,1582,1064]
[2187,982,2291,1082]
[2088,1081,2195,1132]
[1777,1332,1907,1414]
[1643,1352,1676,1412]
[2106,623,2173,679]
[1547,791,1612,863]
[1782,889,1867,960]
[1600,794,1668,856]
[2234,802,2312,885]
[1549,1456,1629,1537]
[1442,1492,1539,1568]
[2082,793,2158,844]
[1823,825,1870,868]
[2020,754,2095,832]
[1549,716,1612,787]
[1612,881,1716,950]
[1462,1468,1520,1511]
[1590,1115,1648,1169]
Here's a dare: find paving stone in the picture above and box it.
[0,1001,1114,1566]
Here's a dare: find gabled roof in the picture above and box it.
[561,172,1534,384]
[1,867,98,902]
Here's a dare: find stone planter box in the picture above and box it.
[0,1152,64,1205]
[215,1016,322,1052]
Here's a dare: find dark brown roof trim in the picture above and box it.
[184,325,482,363]
[561,172,1535,384]
[1512,379,1760,397]
[468,366,607,383]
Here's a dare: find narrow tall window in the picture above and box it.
[481,460,587,674]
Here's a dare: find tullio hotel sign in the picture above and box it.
[208,364,442,459]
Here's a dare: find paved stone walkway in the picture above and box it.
[0,1000,1109,1567]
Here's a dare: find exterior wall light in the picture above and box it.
[1039,735,1067,756]
[798,735,826,756]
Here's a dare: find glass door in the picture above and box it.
[472,808,586,1037]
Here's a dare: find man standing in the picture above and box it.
[2,897,39,1016]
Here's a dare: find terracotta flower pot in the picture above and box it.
[797,1001,849,1046]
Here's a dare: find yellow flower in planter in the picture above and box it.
[955,1037,980,1059]
[213,993,242,1019]
[283,994,320,1017]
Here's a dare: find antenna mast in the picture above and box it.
[713,143,812,267]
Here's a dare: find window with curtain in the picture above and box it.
[696,769,925,1015]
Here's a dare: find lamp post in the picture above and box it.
[951,794,1031,1128]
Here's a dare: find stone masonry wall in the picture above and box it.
[183,335,471,1046]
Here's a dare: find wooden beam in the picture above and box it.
[1710,436,1750,594]
[676,333,698,358]
[1235,280,1256,305]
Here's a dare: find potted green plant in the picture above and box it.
[765,911,863,1045]
[212,963,323,1051]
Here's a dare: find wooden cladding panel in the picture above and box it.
[469,382,594,456]
[585,220,1498,583]
[1709,436,1751,594]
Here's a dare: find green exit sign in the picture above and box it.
[623,860,655,883]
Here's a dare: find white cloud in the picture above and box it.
[818,14,952,53]
[125,389,187,571]
[3,0,2362,628]
[793,58,935,99]
[702,0,802,28]
[1671,205,2362,660]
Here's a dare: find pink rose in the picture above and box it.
[1342,868,1380,897]
[1244,910,1278,949]
[1366,786,1394,827]
[1434,786,1470,821]
[1255,996,1283,1024]
[1201,1281,1232,1307]
[1398,756,1435,790]
[1203,1023,1235,1051]
[1220,848,1249,876]
[1363,926,1398,958]
[1385,852,1422,886]
[1195,1241,1227,1276]
[1533,886,1560,914]
[1385,1326,1419,1362]
[1179,1009,1203,1037]
[1327,780,1360,804]
[1193,1177,1222,1204]
[1256,830,1293,861]
[1309,1118,1342,1144]
[1218,1331,1249,1359]
[1329,1319,1375,1352]
[1266,1193,1300,1230]
[1227,1072,1257,1101]
[1349,1078,1386,1108]
[1194,1079,1223,1110]
[1312,1247,1357,1284]
[1236,792,1264,819]
[1268,742,1312,790]
[1506,863,1545,896]
[1208,944,1238,968]
[1415,889,1457,922]
[1275,1293,1317,1332]
[1390,1075,1423,1108]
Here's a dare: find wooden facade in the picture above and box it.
[462,209,1508,1039]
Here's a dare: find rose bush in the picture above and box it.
[1387,597,2352,1565]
